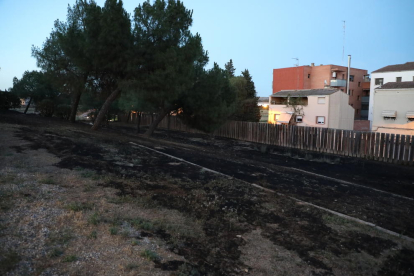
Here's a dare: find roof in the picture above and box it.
[377,81,414,89]
[258,97,269,102]
[372,62,414,73]
[270,89,338,97]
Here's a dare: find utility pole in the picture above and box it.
[342,21,346,66]
[346,55,351,95]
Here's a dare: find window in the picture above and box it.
[375,78,384,85]
[296,115,303,123]
[308,74,311,78]
[349,75,354,82]
[342,74,345,79]
[316,116,325,124]
[357,95,360,101]
[351,90,354,96]
[356,109,359,115]
[358,82,361,87]
[396,77,402,82]
[317,97,326,104]
[274,114,280,121]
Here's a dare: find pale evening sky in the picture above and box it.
[0,0,413,96]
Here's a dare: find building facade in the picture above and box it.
[272,63,368,119]
[268,89,354,130]
[369,62,414,125]
[371,81,414,135]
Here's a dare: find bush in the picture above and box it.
[54,104,72,120]
[0,92,21,110]
[36,99,55,117]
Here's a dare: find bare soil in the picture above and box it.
[1,110,414,276]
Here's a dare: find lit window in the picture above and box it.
[296,115,303,123]
[316,116,325,124]
[317,97,326,104]
[274,114,280,121]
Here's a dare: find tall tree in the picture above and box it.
[229,69,260,122]
[133,0,208,137]
[89,0,132,130]
[178,63,236,133]
[224,59,236,77]
[10,71,57,114]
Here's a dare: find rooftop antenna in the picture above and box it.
[292,58,299,67]
[292,58,299,90]
[342,21,345,66]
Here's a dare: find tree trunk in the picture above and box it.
[126,110,131,123]
[167,113,171,138]
[136,112,141,134]
[144,108,171,137]
[24,97,32,114]
[69,90,82,123]
[91,89,121,130]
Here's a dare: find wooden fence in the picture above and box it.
[129,114,414,165]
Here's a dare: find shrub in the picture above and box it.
[36,99,55,117]
[140,249,160,261]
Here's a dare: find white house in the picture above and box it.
[371,81,414,135]
[268,89,354,130]
[369,62,414,126]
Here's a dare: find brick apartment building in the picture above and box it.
[272,63,369,119]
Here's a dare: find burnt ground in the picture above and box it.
[1,110,414,276]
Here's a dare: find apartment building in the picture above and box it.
[369,62,414,124]
[272,63,369,119]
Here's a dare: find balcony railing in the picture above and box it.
[361,96,369,104]
[330,79,347,87]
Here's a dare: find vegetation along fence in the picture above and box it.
[131,114,414,165]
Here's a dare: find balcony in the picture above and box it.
[361,96,369,104]
[330,79,347,87]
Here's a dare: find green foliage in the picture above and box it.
[89,230,98,239]
[229,69,260,122]
[109,226,118,235]
[0,92,21,110]
[10,71,58,103]
[36,99,55,117]
[66,202,93,212]
[88,212,101,225]
[224,59,236,77]
[178,63,236,133]
[63,255,77,262]
[140,249,160,261]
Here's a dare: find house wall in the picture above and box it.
[372,88,414,135]
[268,95,330,128]
[328,91,355,130]
[369,70,414,123]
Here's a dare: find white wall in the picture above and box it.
[369,70,414,123]
[372,88,414,135]
[328,91,355,130]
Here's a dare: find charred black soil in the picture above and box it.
[1,111,414,275]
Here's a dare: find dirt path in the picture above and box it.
[1,111,414,276]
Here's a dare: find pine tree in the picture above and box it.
[224,59,236,77]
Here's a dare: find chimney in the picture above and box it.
[311,63,315,67]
